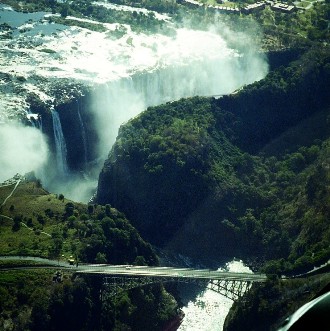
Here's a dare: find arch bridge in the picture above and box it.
[75,265,267,302]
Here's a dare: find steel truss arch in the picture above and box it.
[101,275,253,302]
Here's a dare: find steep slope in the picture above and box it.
[0,177,158,265]
[96,45,330,270]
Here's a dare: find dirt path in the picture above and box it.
[1,178,21,207]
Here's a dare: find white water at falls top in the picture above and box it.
[90,48,267,160]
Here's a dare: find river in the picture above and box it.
[177,260,252,331]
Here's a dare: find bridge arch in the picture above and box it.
[100,275,254,302]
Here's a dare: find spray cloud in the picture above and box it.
[0,122,49,182]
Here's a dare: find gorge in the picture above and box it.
[0,3,269,202]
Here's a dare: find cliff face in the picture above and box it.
[96,46,330,266]
[55,93,100,171]
[96,97,217,245]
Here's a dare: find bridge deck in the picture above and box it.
[75,265,267,282]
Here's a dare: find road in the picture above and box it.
[75,265,267,282]
[0,256,267,282]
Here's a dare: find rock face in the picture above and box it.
[53,93,99,172]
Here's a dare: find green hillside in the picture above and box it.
[94,43,330,329]
[0,180,179,330]
[0,179,157,265]
[1,0,330,329]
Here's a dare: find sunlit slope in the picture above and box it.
[0,179,157,265]
[96,45,330,273]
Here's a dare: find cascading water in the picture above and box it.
[0,6,269,330]
[27,113,42,131]
[178,260,253,331]
[51,110,69,176]
[76,99,88,169]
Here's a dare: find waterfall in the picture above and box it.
[38,115,43,131]
[28,113,42,130]
[76,99,88,169]
[43,28,268,202]
[51,110,69,176]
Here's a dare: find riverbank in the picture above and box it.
[162,310,185,331]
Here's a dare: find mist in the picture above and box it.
[0,123,49,182]
[90,26,269,162]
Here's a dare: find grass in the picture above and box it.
[0,185,16,205]
[0,181,88,258]
[0,268,55,285]
[0,259,45,267]
[0,220,52,256]
[1,181,83,220]
[297,1,313,8]
[220,2,238,8]
[49,17,108,33]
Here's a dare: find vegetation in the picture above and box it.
[0,181,157,265]
[224,273,330,331]
[0,0,176,35]
[97,44,330,276]
[1,0,330,329]
[1,0,329,49]
[0,180,180,330]
[94,43,330,328]
[0,268,178,331]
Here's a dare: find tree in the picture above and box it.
[95,252,107,264]
[105,204,111,216]
[87,204,94,214]
[27,218,33,227]
[12,215,21,232]
[64,202,75,217]
[67,215,77,228]
[134,255,147,266]
[60,3,69,18]
[50,228,63,259]
[30,288,50,331]
[37,214,45,225]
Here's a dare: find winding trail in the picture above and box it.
[20,222,52,237]
[0,215,51,237]
[1,178,21,207]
